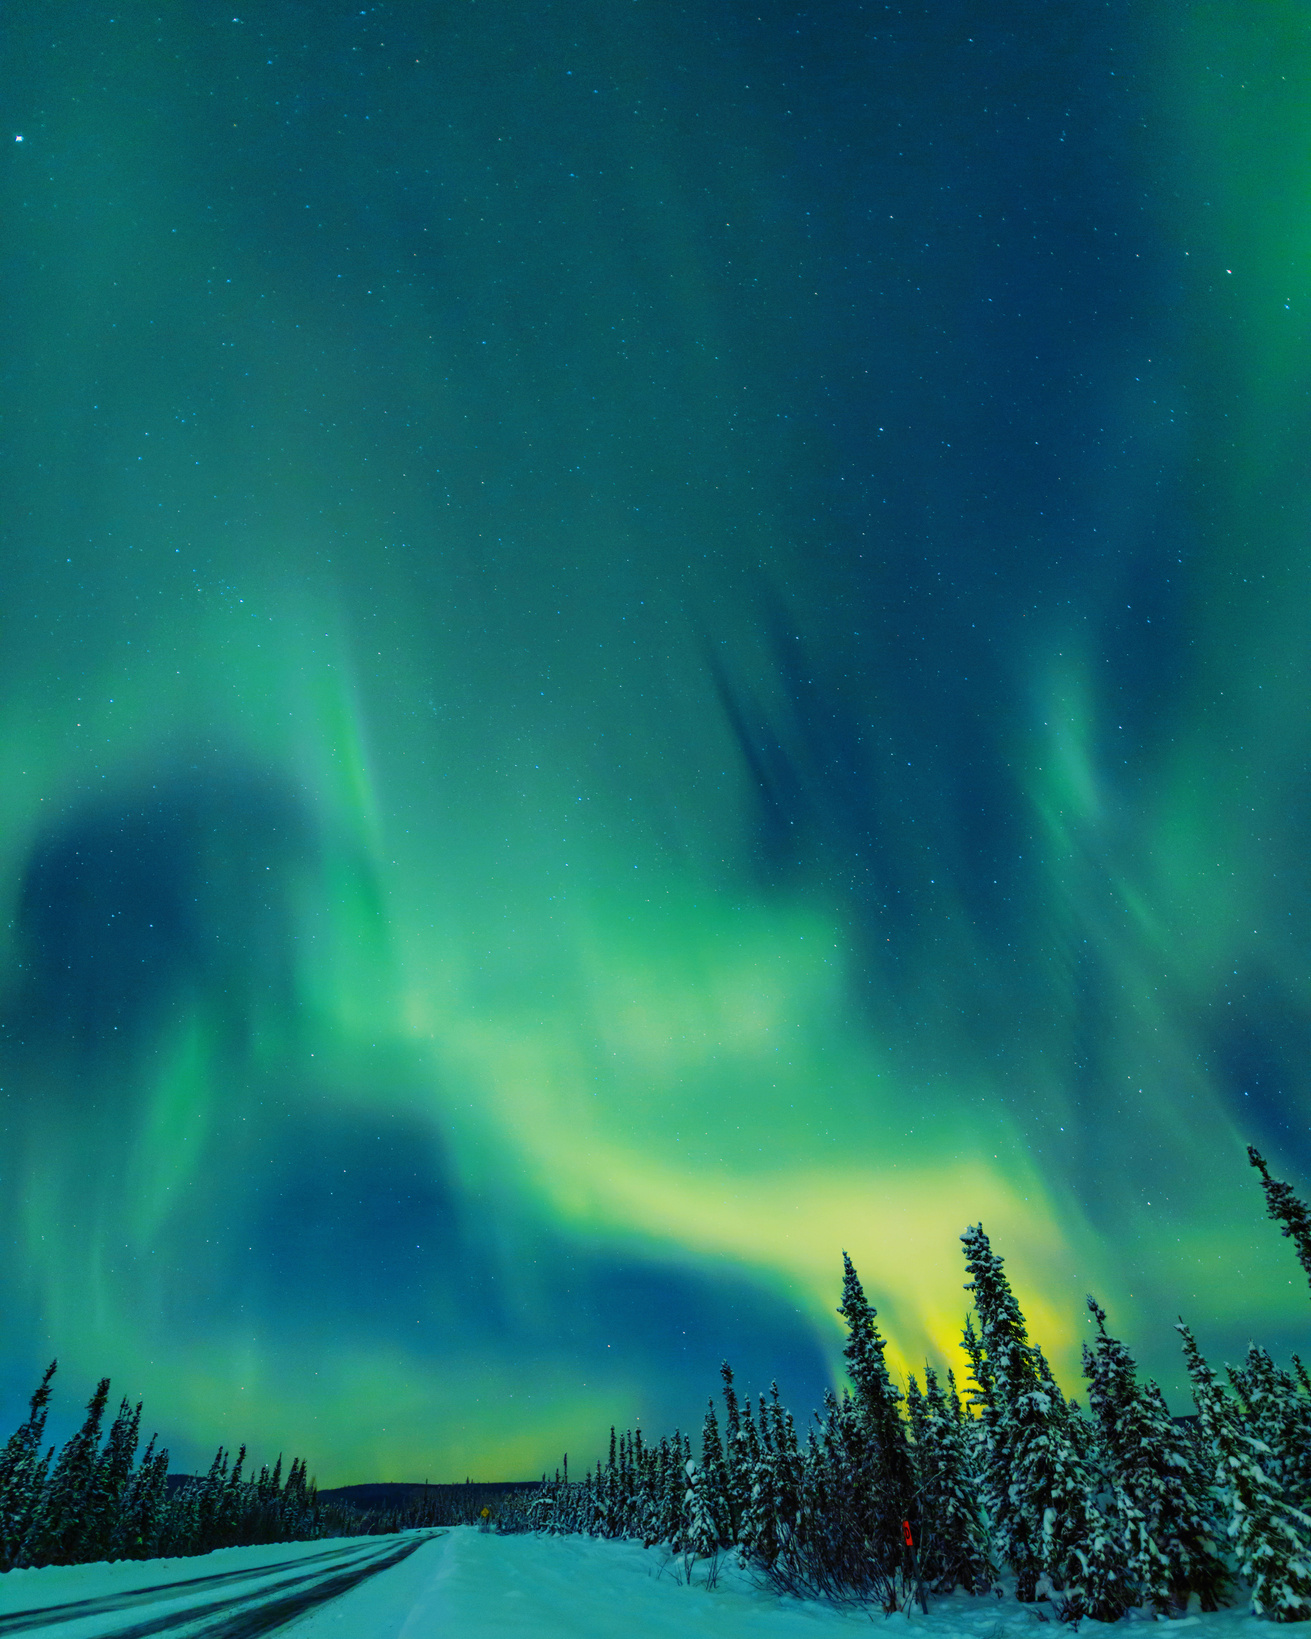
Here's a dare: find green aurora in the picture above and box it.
[1,2,1311,1483]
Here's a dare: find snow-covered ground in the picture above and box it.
[0,1531,432,1636]
[1,1528,1307,1638]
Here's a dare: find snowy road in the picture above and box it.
[0,1528,1289,1638]
[0,1534,440,1639]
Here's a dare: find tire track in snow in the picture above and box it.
[0,1532,443,1639]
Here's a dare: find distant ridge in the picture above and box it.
[318,1480,542,1512]
[163,1476,543,1507]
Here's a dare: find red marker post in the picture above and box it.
[902,1519,928,1613]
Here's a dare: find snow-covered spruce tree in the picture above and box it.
[787,1384,899,1603]
[576,1457,598,1537]
[625,1435,650,1543]
[908,1364,994,1593]
[625,1429,640,1536]
[611,1433,628,1538]
[249,1454,283,1542]
[838,1252,916,1576]
[1179,1320,1311,1619]
[157,1468,196,1557]
[580,1456,604,1538]
[906,1371,928,1442]
[1035,1352,1111,1502]
[231,1447,260,1545]
[193,1444,236,1553]
[737,1389,781,1567]
[0,1359,56,1572]
[1011,1343,1134,1620]
[772,1389,838,1597]
[279,1454,318,1538]
[599,1426,618,1537]
[961,1224,1042,1599]
[642,1437,671,1547]
[962,1224,1129,1616]
[1228,1346,1311,1516]
[685,1451,721,1560]
[21,1375,111,1567]
[618,1429,638,1538]
[697,1402,731,1548]
[737,1394,763,1537]
[1083,1297,1227,1613]
[647,1435,665,1541]
[632,1430,648,1535]
[110,1435,170,1560]
[904,1375,938,1580]
[719,1361,749,1541]
[778,1424,840,1598]
[632,1429,649,1537]
[800,1390,867,1599]
[81,1397,141,1563]
[654,1431,691,1553]
[1050,1387,1098,1477]
[958,1315,992,1476]
[1249,1147,1311,1297]
[748,1383,803,1571]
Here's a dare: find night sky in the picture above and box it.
[2,2,1310,1484]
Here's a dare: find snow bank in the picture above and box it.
[286,1528,1311,1638]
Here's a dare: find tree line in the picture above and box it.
[0,1367,334,1570]
[495,1146,1311,1622]
[0,1373,471,1569]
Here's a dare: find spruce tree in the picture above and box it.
[226,1444,249,1546]
[753,1383,802,1569]
[719,1362,748,1540]
[655,1432,690,1552]
[736,1393,762,1537]
[796,1427,825,1580]
[1228,1345,1311,1515]
[1143,1378,1229,1607]
[1249,1148,1311,1297]
[617,1431,635,1538]
[961,1224,1042,1598]
[685,1450,721,1560]
[838,1253,916,1573]
[905,1371,928,1446]
[22,1376,110,1567]
[111,1437,169,1560]
[194,1445,230,1553]
[0,1360,56,1571]
[83,1398,141,1562]
[816,1386,883,1599]
[601,1426,617,1537]
[739,1390,783,1567]
[697,1402,731,1548]
[1084,1297,1226,1613]
[644,1438,672,1547]
[1009,1345,1133,1619]
[910,1364,994,1593]
[1179,1321,1311,1619]
[963,1225,1127,1615]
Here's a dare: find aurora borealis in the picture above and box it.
[2,1,1310,1484]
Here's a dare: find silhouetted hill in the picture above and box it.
[317,1480,541,1512]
